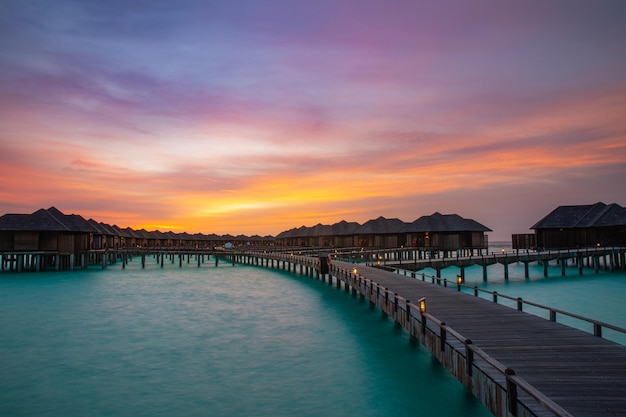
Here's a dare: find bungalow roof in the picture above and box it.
[0,207,95,232]
[356,216,408,234]
[404,212,492,233]
[306,223,332,237]
[331,220,361,236]
[99,222,121,236]
[123,227,142,239]
[531,202,626,229]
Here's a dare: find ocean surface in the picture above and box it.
[423,243,626,345]
[0,258,491,417]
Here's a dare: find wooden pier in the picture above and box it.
[3,246,626,416]
[225,250,626,417]
[0,248,225,272]
[332,246,626,280]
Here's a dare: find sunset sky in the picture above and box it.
[1,0,625,241]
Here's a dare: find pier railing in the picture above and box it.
[232,250,577,416]
[337,264,575,417]
[393,271,626,343]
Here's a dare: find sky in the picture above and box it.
[1,0,625,241]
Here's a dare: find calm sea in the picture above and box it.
[421,243,626,345]
[0,258,491,417]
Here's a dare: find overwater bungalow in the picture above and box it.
[274,212,491,251]
[355,216,408,248]
[531,202,626,249]
[0,207,93,253]
[330,220,360,247]
[403,212,492,255]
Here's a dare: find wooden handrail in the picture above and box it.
[377,268,626,342]
[231,251,581,417]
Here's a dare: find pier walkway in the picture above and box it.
[227,251,626,417]
[337,246,626,279]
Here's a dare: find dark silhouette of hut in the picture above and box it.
[355,216,409,248]
[403,212,491,255]
[531,202,626,249]
[0,207,94,254]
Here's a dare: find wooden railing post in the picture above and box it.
[465,340,473,380]
[594,323,602,337]
[505,368,518,416]
[406,300,411,331]
[550,309,556,322]
[394,293,399,319]
[440,323,446,353]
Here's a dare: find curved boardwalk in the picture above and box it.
[226,251,625,416]
[330,260,626,417]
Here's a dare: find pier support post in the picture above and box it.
[577,256,583,275]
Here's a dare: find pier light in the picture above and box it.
[352,267,358,275]
[418,297,426,314]
[457,275,463,291]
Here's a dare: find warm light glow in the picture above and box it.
[457,275,463,285]
[352,267,358,275]
[418,298,426,314]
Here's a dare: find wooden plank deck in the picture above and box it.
[333,260,626,417]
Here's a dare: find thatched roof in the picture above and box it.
[531,203,626,229]
[355,216,408,234]
[404,212,492,233]
[331,220,360,236]
[0,207,94,232]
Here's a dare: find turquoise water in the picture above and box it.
[0,260,491,417]
[420,259,626,345]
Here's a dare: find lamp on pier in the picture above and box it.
[352,267,358,275]
[418,297,427,336]
[418,297,426,314]
[456,274,463,291]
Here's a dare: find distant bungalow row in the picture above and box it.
[0,202,625,259]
